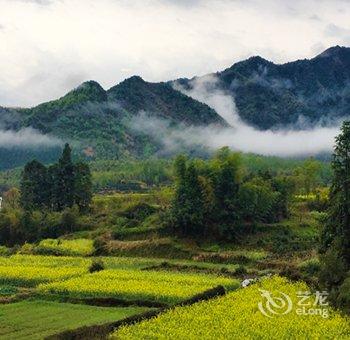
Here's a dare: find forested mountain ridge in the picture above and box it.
[106,76,226,126]
[175,46,350,129]
[0,77,225,169]
[18,77,225,136]
[0,46,350,169]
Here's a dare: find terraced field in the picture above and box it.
[38,269,238,304]
[1,254,347,339]
[0,254,239,305]
[0,300,147,340]
[0,265,86,286]
[113,276,350,339]
[0,254,241,338]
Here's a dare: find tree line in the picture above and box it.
[319,121,350,310]
[20,144,92,212]
[0,144,92,246]
[170,147,294,240]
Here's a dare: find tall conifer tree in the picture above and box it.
[56,143,75,209]
[20,160,48,210]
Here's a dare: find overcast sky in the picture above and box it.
[0,0,350,107]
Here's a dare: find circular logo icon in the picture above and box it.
[258,289,293,318]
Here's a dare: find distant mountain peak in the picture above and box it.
[107,75,147,97]
[76,80,105,91]
[127,75,144,82]
[119,75,145,85]
[246,55,271,64]
[221,55,272,76]
[315,45,349,59]
[67,80,107,102]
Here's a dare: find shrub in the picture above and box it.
[38,211,61,239]
[298,258,321,276]
[121,203,158,221]
[337,277,350,312]
[93,235,111,256]
[18,243,35,255]
[306,189,329,212]
[0,246,11,256]
[309,211,328,223]
[234,265,247,276]
[319,248,347,289]
[89,259,105,273]
[60,206,80,234]
[280,265,303,281]
[0,285,18,296]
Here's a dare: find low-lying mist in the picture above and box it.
[174,75,339,156]
[0,127,62,149]
[132,75,339,157]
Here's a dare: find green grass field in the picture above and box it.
[0,300,147,340]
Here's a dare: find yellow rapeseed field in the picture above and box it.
[0,266,86,286]
[113,276,350,339]
[38,269,239,304]
[0,255,89,286]
[0,254,89,268]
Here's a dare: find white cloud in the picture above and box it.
[131,112,338,157]
[133,75,339,157]
[0,127,61,148]
[0,0,349,106]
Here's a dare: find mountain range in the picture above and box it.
[176,45,350,129]
[0,45,349,169]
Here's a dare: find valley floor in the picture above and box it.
[0,192,347,338]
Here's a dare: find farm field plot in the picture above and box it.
[113,276,350,339]
[0,254,240,271]
[0,300,147,340]
[0,255,89,287]
[0,254,156,270]
[38,269,239,304]
[0,255,90,268]
[0,265,86,286]
[0,255,240,305]
[36,238,95,256]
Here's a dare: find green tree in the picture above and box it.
[74,162,92,211]
[320,121,350,295]
[3,188,20,209]
[320,122,350,265]
[174,154,187,180]
[19,144,92,212]
[210,147,241,224]
[47,163,59,210]
[55,144,75,210]
[294,158,322,194]
[0,208,22,246]
[184,164,206,235]
[238,179,278,223]
[171,157,206,236]
[20,160,49,210]
[271,175,295,220]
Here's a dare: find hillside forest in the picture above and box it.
[0,121,349,315]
